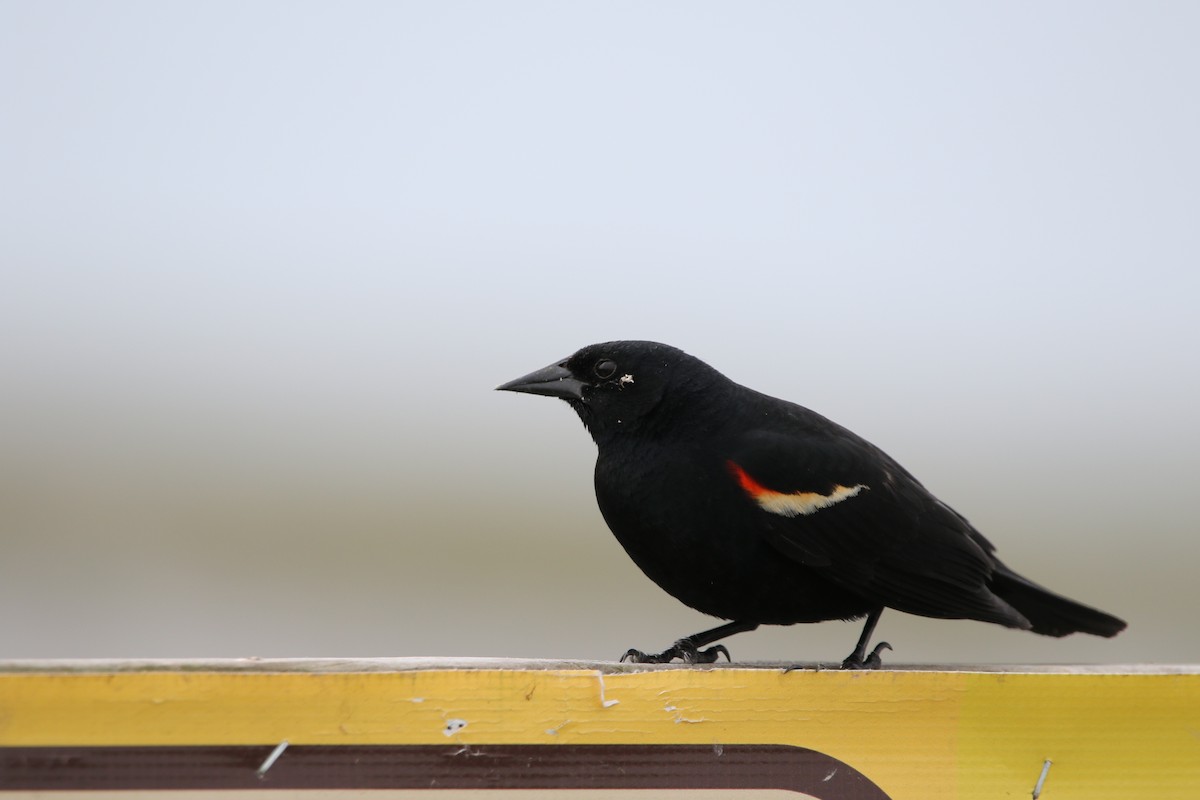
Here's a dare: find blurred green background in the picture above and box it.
[2,2,1197,664]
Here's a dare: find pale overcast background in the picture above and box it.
[2,2,1197,664]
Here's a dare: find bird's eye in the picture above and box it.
[593,359,618,379]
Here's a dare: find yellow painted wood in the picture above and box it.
[1,661,1197,799]
[957,671,1200,799]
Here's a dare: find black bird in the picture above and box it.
[498,341,1126,668]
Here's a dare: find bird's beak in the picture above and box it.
[496,360,587,401]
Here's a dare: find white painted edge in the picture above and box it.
[0,657,1195,675]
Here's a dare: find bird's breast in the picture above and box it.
[591,442,860,622]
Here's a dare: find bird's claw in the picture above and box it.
[680,641,730,664]
[620,638,731,664]
[621,648,664,664]
[841,641,892,670]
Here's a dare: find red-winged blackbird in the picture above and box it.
[498,341,1126,668]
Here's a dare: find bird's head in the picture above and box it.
[497,340,723,442]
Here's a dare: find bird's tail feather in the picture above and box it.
[990,564,1127,638]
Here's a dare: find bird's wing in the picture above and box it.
[725,429,1029,626]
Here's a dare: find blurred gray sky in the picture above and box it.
[2,2,1197,664]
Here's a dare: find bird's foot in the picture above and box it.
[840,641,892,670]
[620,637,731,664]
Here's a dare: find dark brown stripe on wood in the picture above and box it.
[0,744,891,798]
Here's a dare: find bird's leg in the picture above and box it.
[840,608,891,669]
[621,620,760,664]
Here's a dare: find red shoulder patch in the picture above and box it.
[726,460,769,498]
[726,460,867,518]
